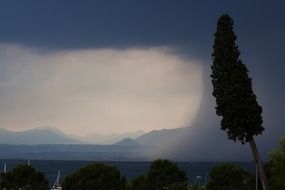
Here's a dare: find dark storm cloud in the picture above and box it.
[0,0,282,52]
[0,0,211,50]
[0,1,284,79]
[0,0,199,49]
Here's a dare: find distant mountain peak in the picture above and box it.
[113,138,141,146]
[80,130,146,144]
[32,126,66,135]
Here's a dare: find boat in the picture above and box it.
[51,170,62,190]
[3,161,7,173]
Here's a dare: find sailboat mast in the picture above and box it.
[56,169,61,186]
[3,162,6,174]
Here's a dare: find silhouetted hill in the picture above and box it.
[80,130,145,144]
[134,124,284,161]
[135,128,185,146]
[113,138,141,146]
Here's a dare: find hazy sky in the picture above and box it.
[0,45,202,135]
[0,1,284,136]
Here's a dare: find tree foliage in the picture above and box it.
[0,164,49,190]
[207,163,254,190]
[129,175,147,190]
[189,184,204,190]
[128,159,188,190]
[146,159,188,190]
[266,137,285,190]
[62,163,126,190]
[211,14,264,143]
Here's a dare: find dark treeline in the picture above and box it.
[0,136,285,190]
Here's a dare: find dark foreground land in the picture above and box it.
[1,159,255,186]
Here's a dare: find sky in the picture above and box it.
[0,0,284,137]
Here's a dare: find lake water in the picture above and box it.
[1,160,255,186]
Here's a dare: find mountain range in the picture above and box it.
[0,127,145,145]
[0,127,81,145]
[0,126,283,161]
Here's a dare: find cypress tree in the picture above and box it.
[211,14,268,190]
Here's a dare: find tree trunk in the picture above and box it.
[249,138,268,190]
